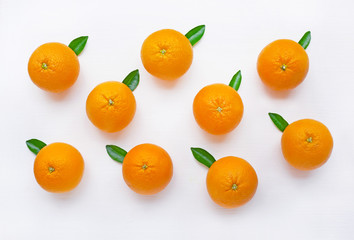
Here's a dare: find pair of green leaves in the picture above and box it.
[68,25,205,56]
[106,144,217,169]
[26,139,129,165]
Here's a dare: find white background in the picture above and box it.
[0,0,353,239]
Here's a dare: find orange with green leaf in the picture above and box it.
[28,36,88,93]
[26,139,85,193]
[257,31,311,90]
[269,113,333,170]
[193,70,244,135]
[86,70,139,133]
[106,143,173,195]
[191,148,258,208]
[141,25,205,80]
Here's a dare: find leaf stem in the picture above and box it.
[185,25,205,46]
[268,113,289,132]
[26,139,47,155]
[298,31,311,50]
[106,145,127,163]
[229,70,242,91]
[191,147,216,168]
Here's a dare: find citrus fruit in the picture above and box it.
[141,29,193,80]
[191,148,258,209]
[28,42,80,93]
[86,81,136,133]
[281,119,333,170]
[269,113,333,170]
[193,83,244,135]
[257,39,309,90]
[122,143,173,195]
[33,142,84,193]
[207,157,258,208]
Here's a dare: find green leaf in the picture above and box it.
[185,25,205,46]
[106,145,127,163]
[122,69,139,91]
[68,36,88,55]
[191,147,216,168]
[298,31,311,50]
[26,139,46,155]
[229,70,242,91]
[268,113,289,132]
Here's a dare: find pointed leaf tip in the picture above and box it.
[26,139,46,155]
[229,70,242,91]
[268,112,289,132]
[191,147,216,168]
[69,36,88,55]
[122,69,139,91]
[185,25,205,46]
[106,145,127,163]
[298,31,311,50]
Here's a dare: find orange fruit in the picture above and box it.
[86,81,136,133]
[257,39,309,90]
[28,42,80,93]
[34,142,84,193]
[206,156,258,208]
[281,119,333,170]
[141,29,193,80]
[122,143,173,195]
[193,83,244,135]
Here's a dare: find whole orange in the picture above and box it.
[206,157,258,208]
[86,81,136,133]
[28,42,80,93]
[122,143,173,195]
[281,119,333,170]
[193,83,244,135]
[34,142,84,193]
[141,29,193,80]
[257,39,309,90]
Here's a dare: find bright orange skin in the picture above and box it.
[86,81,136,133]
[28,42,80,93]
[193,83,244,135]
[281,119,333,170]
[122,144,173,195]
[257,39,309,91]
[34,143,84,193]
[141,29,193,80]
[207,157,258,208]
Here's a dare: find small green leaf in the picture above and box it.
[191,147,216,168]
[229,70,242,91]
[26,139,46,155]
[298,31,311,50]
[185,25,205,46]
[122,69,139,91]
[268,113,289,132]
[106,145,127,163]
[68,36,88,55]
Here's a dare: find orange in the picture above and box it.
[141,29,193,80]
[281,119,333,170]
[34,142,84,193]
[28,42,80,93]
[207,157,258,208]
[86,81,136,133]
[257,39,309,90]
[193,83,244,135]
[122,143,173,195]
